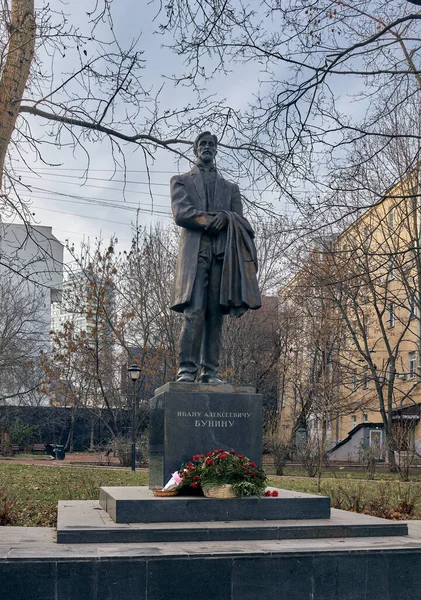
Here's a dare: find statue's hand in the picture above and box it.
[207,212,227,234]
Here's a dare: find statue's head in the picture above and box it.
[193,131,218,164]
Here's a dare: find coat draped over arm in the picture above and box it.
[219,212,262,316]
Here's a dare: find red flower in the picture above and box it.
[193,475,200,482]
[180,471,186,478]
[229,450,236,455]
[206,452,212,457]
[271,490,279,497]
[188,465,194,471]
[190,482,198,488]
[238,454,245,460]
[249,462,257,468]
[264,490,271,497]
[219,452,227,461]
[205,458,214,466]
[192,454,200,461]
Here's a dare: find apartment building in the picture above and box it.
[279,174,421,459]
[0,222,64,404]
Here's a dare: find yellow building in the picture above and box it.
[279,173,421,461]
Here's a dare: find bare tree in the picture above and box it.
[156,1,421,223]
[43,239,126,440]
[279,246,349,487]
[43,226,181,447]
[117,224,180,393]
[0,274,48,404]
[0,0,288,233]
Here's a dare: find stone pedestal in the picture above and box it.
[98,487,330,524]
[148,382,263,490]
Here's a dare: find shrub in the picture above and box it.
[267,437,291,476]
[296,438,321,478]
[9,422,40,448]
[107,434,148,468]
[359,441,383,480]
[322,480,421,520]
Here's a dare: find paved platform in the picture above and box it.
[1,520,421,558]
[57,499,408,544]
[1,521,421,599]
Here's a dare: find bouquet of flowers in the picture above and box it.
[177,449,267,498]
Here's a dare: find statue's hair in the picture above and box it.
[193,131,218,155]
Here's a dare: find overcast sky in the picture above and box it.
[12,0,401,265]
[9,0,276,264]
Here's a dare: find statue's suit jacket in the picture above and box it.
[170,165,244,312]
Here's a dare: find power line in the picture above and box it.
[21,173,171,189]
[31,205,141,226]
[22,187,172,215]
[21,177,171,200]
[15,168,177,174]
[24,189,171,211]
[14,168,289,196]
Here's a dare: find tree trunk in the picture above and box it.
[0,0,35,190]
[65,413,75,453]
[386,426,398,472]
[89,416,97,451]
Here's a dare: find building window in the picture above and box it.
[409,351,417,379]
[388,208,395,230]
[362,368,369,390]
[352,415,357,428]
[388,302,395,328]
[410,194,418,217]
[352,370,357,392]
[389,257,395,280]
[363,227,371,250]
[363,413,368,422]
[363,318,369,338]
[369,429,383,449]
[408,296,416,321]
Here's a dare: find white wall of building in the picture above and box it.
[0,222,64,405]
[0,222,63,343]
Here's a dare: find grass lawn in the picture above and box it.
[2,463,421,527]
[264,464,421,481]
[268,475,421,519]
[0,464,148,526]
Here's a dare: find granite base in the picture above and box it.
[98,486,330,523]
[57,499,408,545]
[148,382,263,490]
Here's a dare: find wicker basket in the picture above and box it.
[202,484,236,499]
[152,489,179,497]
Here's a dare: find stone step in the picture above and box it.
[98,486,331,523]
[57,499,408,545]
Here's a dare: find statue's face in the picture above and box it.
[196,134,217,164]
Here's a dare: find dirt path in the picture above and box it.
[0,452,125,468]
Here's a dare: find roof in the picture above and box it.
[328,422,384,454]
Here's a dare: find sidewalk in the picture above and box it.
[0,452,122,468]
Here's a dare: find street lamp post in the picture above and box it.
[127,364,141,471]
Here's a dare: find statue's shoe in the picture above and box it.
[176,374,196,382]
[198,375,228,384]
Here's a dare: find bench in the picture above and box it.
[32,443,46,455]
[11,444,20,454]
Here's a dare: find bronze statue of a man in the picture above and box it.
[170,131,261,383]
